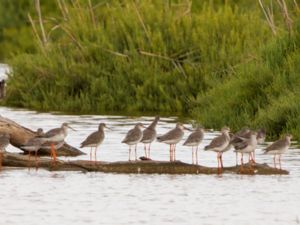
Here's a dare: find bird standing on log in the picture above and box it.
[183,126,204,165]
[80,123,110,162]
[21,128,45,168]
[41,123,75,163]
[157,123,190,162]
[122,123,145,161]
[204,127,231,173]
[140,116,160,158]
[263,134,292,170]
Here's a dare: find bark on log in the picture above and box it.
[0,115,84,156]
[2,152,289,175]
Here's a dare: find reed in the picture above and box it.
[3,0,300,138]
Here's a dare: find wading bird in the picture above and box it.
[80,123,110,162]
[157,123,190,162]
[183,126,204,164]
[204,127,231,173]
[122,123,145,161]
[140,116,160,158]
[263,134,292,170]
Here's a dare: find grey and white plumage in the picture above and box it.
[21,128,45,153]
[122,123,144,145]
[41,123,74,162]
[234,131,258,171]
[81,123,108,161]
[204,127,231,153]
[141,116,159,144]
[263,134,292,169]
[157,123,186,145]
[256,128,266,144]
[230,127,251,146]
[80,123,107,148]
[157,122,190,161]
[183,126,204,164]
[140,116,159,158]
[42,123,72,142]
[204,127,231,171]
[264,134,292,155]
[183,127,204,147]
[234,131,258,154]
[122,123,145,161]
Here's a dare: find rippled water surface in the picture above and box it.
[0,107,300,225]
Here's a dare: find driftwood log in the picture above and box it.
[2,152,289,175]
[0,115,84,156]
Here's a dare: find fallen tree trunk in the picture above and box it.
[0,115,84,156]
[2,152,289,175]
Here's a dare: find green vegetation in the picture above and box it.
[2,0,300,138]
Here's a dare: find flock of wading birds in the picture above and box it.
[0,116,294,171]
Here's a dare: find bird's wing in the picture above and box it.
[184,131,203,145]
[81,131,102,147]
[141,128,156,141]
[157,129,182,142]
[205,135,226,149]
[44,128,61,138]
[234,139,249,150]
[265,139,287,152]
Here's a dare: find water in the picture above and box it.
[0,107,300,225]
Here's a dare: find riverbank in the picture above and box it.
[2,1,300,138]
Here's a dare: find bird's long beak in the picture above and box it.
[105,125,112,130]
[183,126,192,131]
[67,125,76,131]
